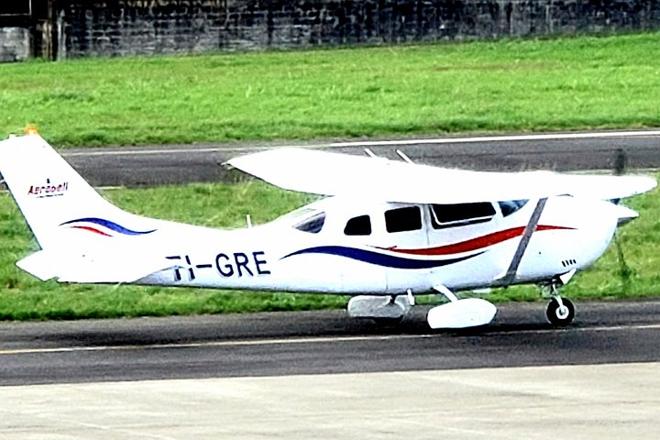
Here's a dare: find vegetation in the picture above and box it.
[0,178,658,321]
[1,32,660,146]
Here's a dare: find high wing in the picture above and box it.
[227,147,657,204]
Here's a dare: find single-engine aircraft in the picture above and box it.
[0,133,656,329]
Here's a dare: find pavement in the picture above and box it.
[1,362,659,439]
[2,300,660,386]
[60,129,660,187]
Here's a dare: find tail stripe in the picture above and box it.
[69,225,113,237]
[60,217,156,236]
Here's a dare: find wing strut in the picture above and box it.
[395,149,414,164]
[499,197,548,286]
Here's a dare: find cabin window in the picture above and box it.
[430,202,495,229]
[498,200,528,217]
[295,212,325,233]
[344,215,372,236]
[385,206,422,233]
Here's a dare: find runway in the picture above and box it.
[2,300,660,439]
[61,129,660,187]
[2,300,660,386]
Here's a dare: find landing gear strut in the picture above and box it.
[544,282,575,327]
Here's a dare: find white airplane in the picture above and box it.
[0,133,656,329]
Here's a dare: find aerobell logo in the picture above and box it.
[28,179,69,198]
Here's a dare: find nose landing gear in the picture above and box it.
[546,295,575,326]
[543,278,576,326]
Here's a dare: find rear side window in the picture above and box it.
[295,212,325,233]
[430,203,495,229]
[385,206,422,233]
[344,215,372,236]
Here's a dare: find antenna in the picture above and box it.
[395,149,414,164]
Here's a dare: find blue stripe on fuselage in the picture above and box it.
[282,246,483,269]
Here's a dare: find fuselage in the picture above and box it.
[135,195,627,296]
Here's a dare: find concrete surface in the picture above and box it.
[1,362,659,439]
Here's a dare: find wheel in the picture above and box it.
[546,297,575,326]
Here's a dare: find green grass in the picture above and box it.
[1,32,660,146]
[0,177,658,320]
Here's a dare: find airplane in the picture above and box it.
[0,133,656,329]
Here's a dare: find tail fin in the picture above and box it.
[0,134,157,250]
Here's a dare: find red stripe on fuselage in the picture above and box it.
[380,225,573,256]
[69,225,113,237]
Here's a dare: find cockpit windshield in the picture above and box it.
[498,199,528,217]
[294,211,326,233]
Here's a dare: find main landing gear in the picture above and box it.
[543,279,575,327]
[346,291,414,323]
[427,284,497,329]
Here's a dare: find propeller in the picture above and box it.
[612,148,634,291]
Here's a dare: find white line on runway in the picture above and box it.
[0,334,432,355]
[2,322,660,356]
[62,129,660,157]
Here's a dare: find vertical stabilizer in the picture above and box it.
[0,134,154,249]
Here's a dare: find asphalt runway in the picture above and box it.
[2,300,660,386]
[62,130,660,187]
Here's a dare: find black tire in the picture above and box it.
[546,297,575,326]
[371,316,404,326]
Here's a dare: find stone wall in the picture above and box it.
[3,0,660,60]
[0,27,31,62]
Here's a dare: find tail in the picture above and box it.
[0,134,170,283]
[0,133,158,248]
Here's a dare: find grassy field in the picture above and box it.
[1,32,660,146]
[0,178,658,320]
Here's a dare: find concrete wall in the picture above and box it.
[59,0,660,58]
[0,27,31,62]
[2,0,660,60]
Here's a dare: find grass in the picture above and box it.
[1,32,660,146]
[0,177,658,320]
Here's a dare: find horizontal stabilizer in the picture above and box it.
[16,251,59,281]
[228,148,657,204]
[17,250,175,284]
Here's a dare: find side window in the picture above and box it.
[344,215,372,236]
[385,206,422,233]
[498,200,528,217]
[295,212,325,234]
[430,203,496,229]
